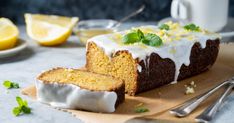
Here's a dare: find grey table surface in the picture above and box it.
[0,21,234,123]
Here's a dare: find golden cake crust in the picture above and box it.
[37,67,125,107]
[86,39,220,95]
[37,67,124,92]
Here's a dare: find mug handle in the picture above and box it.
[171,0,188,20]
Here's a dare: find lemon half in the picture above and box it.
[25,14,78,46]
[0,18,19,50]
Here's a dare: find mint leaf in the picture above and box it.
[141,38,150,45]
[16,96,24,107]
[137,29,144,39]
[159,24,170,30]
[122,29,145,44]
[3,81,12,89]
[123,32,140,44]
[21,106,31,114]
[122,29,163,47]
[184,23,200,31]
[3,80,19,89]
[144,33,163,47]
[12,96,31,116]
[135,107,149,113]
[13,107,21,116]
[23,100,28,106]
[12,83,19,88]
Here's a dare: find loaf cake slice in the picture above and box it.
[86,22,220,95]
[36,68,125,113]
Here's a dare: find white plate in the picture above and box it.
[0,39,27,58]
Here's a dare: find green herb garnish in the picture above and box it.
[136,29,144,39]
[123,32,141,44]
[159,24,170,30]
[135,107,149,113]
[3,80,19,89]
[184,23,200,31]
[122,29,163,47]
[143,33,163,47]
[12,96,31,116]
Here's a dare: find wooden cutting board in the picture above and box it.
[22,43,234,123]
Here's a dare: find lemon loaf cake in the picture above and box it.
[86,22,220,95]
[36,68,125,113]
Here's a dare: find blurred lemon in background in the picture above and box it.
[25,14,78,46]
[0,18,19,50]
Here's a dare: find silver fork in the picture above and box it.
[195,81,234,123]
[170,77,234,117]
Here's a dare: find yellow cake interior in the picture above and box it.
[86,42,137,95]
[37,68,123,91]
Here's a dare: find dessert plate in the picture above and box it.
[0,39,27,58]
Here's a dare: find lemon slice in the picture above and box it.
[25,14,78,46]
[0,18,19,50]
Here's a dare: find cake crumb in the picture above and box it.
[185,86,195,95]
[185,81,196,95]
[134,102,149,113]
[135,103,144,107]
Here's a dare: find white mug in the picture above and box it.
[171,0,229,32]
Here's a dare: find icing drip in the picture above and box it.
[137,64,142,73]
[146,57,150,76]
[87,25,220,83]
[36,79,117,113]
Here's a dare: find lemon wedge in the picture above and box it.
[0,18,19,50]
[25,14,78,46]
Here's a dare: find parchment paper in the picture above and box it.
[22,43,234,123]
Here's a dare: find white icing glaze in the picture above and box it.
[137,64,142,73]
[87,25,220,83]
[35,79,117,113]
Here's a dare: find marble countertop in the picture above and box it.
[0,22,234,123]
